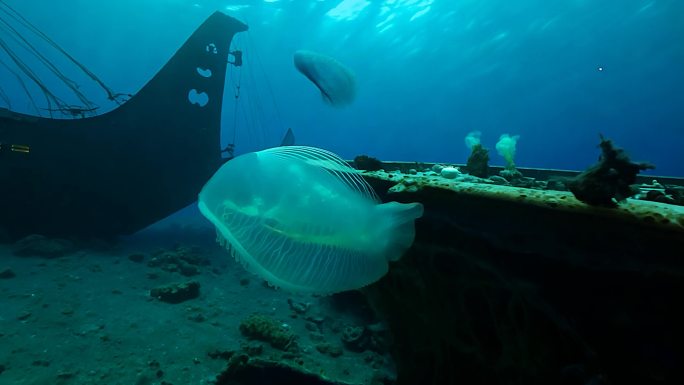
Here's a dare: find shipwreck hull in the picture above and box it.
[361,168,684,385]
[0,12,247,239]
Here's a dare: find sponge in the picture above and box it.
[495,134,520,169]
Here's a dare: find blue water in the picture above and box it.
[4,0,684,176]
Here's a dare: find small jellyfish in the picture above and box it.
[294,50,356,107]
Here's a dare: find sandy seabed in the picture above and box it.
[0,224,393,385]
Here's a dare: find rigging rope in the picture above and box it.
[0,0,128,118]
[0,55,37,111]
[231,43,242,148]
[0,36,63,116]
[245,28,284,133]
[224,12,288,156]
[0,15,96,111]
[0,0,124,104]
[0,84,10,107]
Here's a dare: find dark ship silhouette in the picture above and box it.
[1,12,247,239]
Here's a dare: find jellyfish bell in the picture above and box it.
[198,145,424,294]
[293,50,356,107]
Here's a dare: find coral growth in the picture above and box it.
[567,136,654,207]
[465,143,490,178]
[353,155,384,171]
[239,314,297,351]
[495,134,520,170]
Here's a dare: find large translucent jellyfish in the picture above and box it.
[198,146,423,294]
